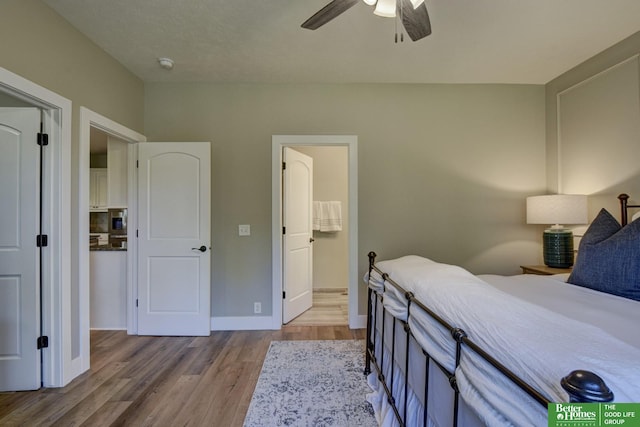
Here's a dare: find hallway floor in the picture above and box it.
[286,289,348,326]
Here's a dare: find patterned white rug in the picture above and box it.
[243,340,376,427]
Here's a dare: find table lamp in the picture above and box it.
[526,194,588,268]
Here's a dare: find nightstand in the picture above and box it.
[520,265,572,275]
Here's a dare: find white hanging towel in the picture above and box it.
[312,201,342,232]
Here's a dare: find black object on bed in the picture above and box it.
[362,193,640,426]
[618,193,640,226]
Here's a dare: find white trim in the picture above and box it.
[79,107,146,370]
[0,67,71,387]
[271,135,359,330]
[210,315,366,331]
[211,316,276,331]
[352,315,367,330]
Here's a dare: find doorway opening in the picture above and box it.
[79,107,146,368]
[271,135,360,329]
[286,145,349,326]
[88,127,130,331]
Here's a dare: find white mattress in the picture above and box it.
[480,273,640,350]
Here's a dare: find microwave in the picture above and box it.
[108,208,127,235]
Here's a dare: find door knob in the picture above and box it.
[309,238,315,243]
[192,245,207,252]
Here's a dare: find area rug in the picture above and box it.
[243,340,376,427]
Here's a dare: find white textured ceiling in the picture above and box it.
[43,0,640,84]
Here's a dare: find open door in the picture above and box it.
[0,108,41,391]
[282,147,313,324]
[137,142,211,336]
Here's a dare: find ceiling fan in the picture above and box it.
[301,0,432,42]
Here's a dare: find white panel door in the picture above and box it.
[0,108,40,391]
[282,147,313,324]
[137,142,211,336]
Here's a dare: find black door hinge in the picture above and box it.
[282,226,286,235]
[136,160,139,168]
[36,235,48,247]
[282,291,286,299]
[37,336,49,349]
[37,133,49,146]
[136,299,139,307]
[282,161,286,170]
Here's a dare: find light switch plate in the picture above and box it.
[239,224,251,236]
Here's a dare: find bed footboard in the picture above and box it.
[364,251,614,427]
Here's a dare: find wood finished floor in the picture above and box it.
[287,289,348,326]
[0,326,365,427]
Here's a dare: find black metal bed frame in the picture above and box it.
[364,251,615,427]
[619,193,640,226]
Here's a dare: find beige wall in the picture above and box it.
[0,0,143,348]
[144,82,546,317]
[546,31,640,220]
[296,146,349,291]
[0,0,144,133]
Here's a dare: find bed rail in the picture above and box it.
[619,193,640,226]
[364,251,614,427]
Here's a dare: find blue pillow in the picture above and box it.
[567,209,640,301]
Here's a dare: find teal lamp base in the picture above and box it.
[543,228,574,268]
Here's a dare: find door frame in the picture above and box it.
[79,107,146,361]
[0,67,71,387]
[271,135,363,329]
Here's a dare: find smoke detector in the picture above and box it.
[157,57,174,70]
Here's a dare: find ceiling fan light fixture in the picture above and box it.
[301,0,431,42]
[373,0,396,17]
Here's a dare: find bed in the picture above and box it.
[364,194,640,427]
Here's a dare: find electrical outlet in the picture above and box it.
[254,302,261,314]
[239,224,251,236]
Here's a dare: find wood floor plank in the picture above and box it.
[137,374,201,427]
[287,290,349,326]
[79,401,131,427]
[0,326,366,427]
[49,378,131,427]
[0,360,129,426]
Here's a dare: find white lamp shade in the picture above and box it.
[362,0,377,5]
[526,194,588,225]
[374,0,396,17]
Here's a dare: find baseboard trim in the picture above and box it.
[211,314,367,331]
[350,315,367,330]
[211,316,277,331]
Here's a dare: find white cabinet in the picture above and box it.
[107,137,128,207]
[89,138,128,209]
[90,251,126,329]
[89,168,108,209]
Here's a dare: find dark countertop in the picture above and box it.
[90,245,127,252]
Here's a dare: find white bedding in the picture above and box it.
[481,273,640,349]
[366,256,640,427]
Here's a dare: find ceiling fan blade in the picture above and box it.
[301,0,360,30]
[398,0,432,41]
